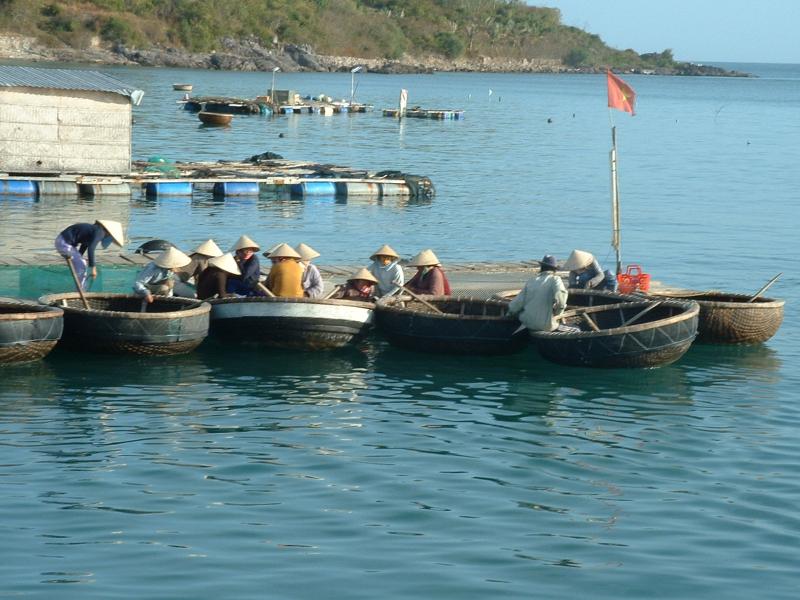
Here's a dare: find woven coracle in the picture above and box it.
[38,293,210,355]
[530,299,699,368]
[208,296,374,350]
[374,295,528,355]
[651,292,784,344]
[0,301,63,364]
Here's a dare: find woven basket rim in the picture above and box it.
[208,296,375,310]
[38,292,210,320]
[376,295,517,321]
[531,299,699,339]
[0,301,63,321]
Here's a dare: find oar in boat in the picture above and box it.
[748,272,782,303]
[621,301,662,327]
[64,256,90,309]
[256,282,276,298]
[322,285,342,300]
[402,286,444,314]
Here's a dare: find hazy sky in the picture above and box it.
[533,0,799,64]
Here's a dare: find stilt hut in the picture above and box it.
[0,66,144,175]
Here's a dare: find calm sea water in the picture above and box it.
[0,62,798,599]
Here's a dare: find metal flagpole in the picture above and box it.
[610,125,622,276]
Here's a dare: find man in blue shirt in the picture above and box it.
[54,220,124,288]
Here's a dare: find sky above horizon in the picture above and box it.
[533,0,799,64]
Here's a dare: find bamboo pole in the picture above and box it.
[64,257,90,309]
[748,273,782,302]
[402,287,444,314]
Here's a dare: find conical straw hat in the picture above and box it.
[261,242,280,257]
[208,252,241,275]
[348,267,378,284]
[295,243,320,261]
[370,244,399,260]
[268,243,301,259]
[96,219,124,247]
[193,239,223,257]
[231,234,260,252]
[407,249,440,267]
[564,249,594,271]
[154,246,192,269]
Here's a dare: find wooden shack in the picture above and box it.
[0,66,144,176]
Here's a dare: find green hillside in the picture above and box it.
[0,0,686,71]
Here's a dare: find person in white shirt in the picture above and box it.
[507,254,568,332]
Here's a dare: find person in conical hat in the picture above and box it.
[133,246,192,303]
[266,243,304,298]
[196,252,241,300]
[53,219,125,289]
[261,242,285,258]
[231,235,260,253]
[193,239,223,258]
[295,243,324,299]
[369,244,399,261]
[507,254,569,332]
[564,249,615,291]
[333,268,379,301]
[368,244,404,298]
[406,249,451,296]
[226,234,263,296]
[175,239,225,292]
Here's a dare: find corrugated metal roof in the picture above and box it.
[0,66,144,105]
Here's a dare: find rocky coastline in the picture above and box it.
[0,34,748,77]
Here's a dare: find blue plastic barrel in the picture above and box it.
[290,181,337,197]
[145,182,193,197]
[213,181,260,197]
[0,180,37,196]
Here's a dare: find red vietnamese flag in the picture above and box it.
[607,70,636,115]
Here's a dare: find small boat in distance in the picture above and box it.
[173,83,193,91]
[208,297,374,350]
[530,299,699,368]
[198,111,233,126]
[38,293,210,356]
[374,295,527,355]
[0,299,63,364]
[647,291,784,344]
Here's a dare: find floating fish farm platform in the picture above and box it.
[0,159,435,200]
[181,95,373,116]
[382,108,465,120]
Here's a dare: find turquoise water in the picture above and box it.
[1,62,799,598]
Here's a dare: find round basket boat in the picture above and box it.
[208,296,374,350]
[198,111,233,126]
[649,291,784,344]
[38,293,210,356]
[530,299,699,368]
[374,295,528,355]
[0,300,63,364]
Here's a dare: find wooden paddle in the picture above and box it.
[64,257,90,309]
[402,286,444,314]
[748,272,782,303]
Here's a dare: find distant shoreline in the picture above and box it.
[0,35,751,77]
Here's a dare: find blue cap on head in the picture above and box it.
[540,255,558,270]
